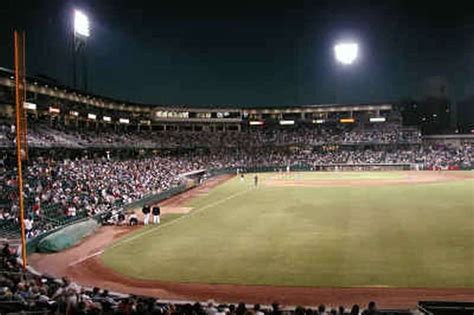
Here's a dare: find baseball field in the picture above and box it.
[101,171,474,288]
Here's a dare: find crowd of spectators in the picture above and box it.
[0,121,82,148]
[1,242,396,315]
[194,145,472,169]
[284,144,472,168]
[0,121,422,149]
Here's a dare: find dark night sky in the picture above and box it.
[1,0,473,106]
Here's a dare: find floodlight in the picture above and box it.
[334,42,358,65]
[340,118,355,123]
[279,120,295,125]
[24,102,37,110]
[370,117,386,123]
[74,10,90,37]
[49,107,60,114]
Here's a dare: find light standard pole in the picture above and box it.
[333,42,358,104]
[73,10,90,90]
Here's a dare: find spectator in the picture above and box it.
[362,301,377,315]
[24,216,33,239]
[2,243,12,257]
[254,304,265,315]
[350,305,359,315]
[207,300,218,315]
[236,302,247,315]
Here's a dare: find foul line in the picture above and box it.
[107,188,252,250]
[68,250,104,267]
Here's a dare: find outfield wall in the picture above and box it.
[209,164,413,175]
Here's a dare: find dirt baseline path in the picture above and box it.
[29,173,474,309]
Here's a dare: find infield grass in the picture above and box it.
[102,172,474,288]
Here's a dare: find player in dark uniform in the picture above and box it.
[142,204,151,225]
[254,174,258,187]
[152,205,161,224]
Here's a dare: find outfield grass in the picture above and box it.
[102,172,474,288]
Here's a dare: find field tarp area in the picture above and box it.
[37,219,99,253]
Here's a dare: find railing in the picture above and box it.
[418,301,474,315]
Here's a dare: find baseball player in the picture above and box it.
[142,204,151,225]
[254,174,258,187]
[152,204,161,224]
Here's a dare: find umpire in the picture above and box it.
[152,204,161,224]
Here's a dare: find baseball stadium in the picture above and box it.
[1,3,474,315]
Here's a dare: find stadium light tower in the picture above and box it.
[74,10,90,38]
[334,42,359,65]
[332,41,359,103]
[72,9,90,90]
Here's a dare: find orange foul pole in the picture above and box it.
[14,30,28,270]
